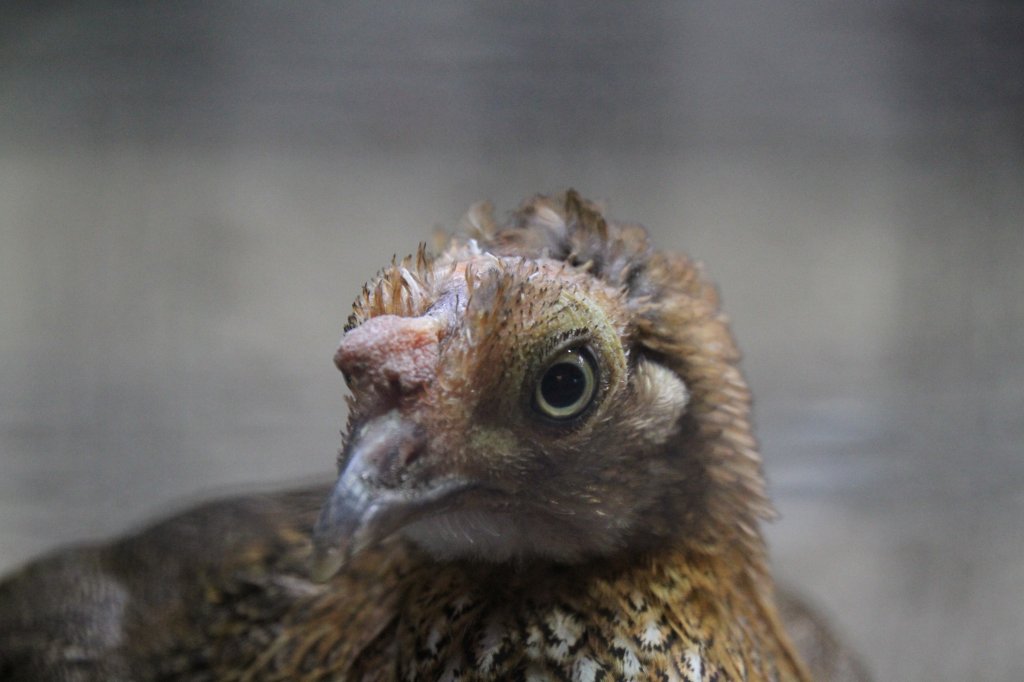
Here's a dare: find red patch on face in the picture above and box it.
[335,315,441,396]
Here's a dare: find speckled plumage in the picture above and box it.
[0,192,866,681]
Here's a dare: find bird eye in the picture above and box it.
[533,347,598,420]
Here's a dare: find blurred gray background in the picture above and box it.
[1,2,1022,679]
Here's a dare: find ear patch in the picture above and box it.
[631,359,690,446]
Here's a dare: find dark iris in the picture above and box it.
[533,347,597,420]
[540,362,586,408]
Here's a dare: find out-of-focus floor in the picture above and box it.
[1,3,1022,680]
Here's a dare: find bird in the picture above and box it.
[0,191,867,680]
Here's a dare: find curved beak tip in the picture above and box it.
[309,492,364,582]
[310,545,346,583]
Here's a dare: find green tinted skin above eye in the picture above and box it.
[533,347,598,420]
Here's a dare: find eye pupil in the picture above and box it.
[540,363,586,408]
[533,347,598,420]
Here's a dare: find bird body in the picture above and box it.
[0,493,804,680]
[0,192,865,680]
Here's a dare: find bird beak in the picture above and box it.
[310,411,464,582]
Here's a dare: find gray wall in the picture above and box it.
[2,3,1022,679]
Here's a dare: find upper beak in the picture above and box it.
[310,411,465,581]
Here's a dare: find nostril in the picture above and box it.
[397,434,425,467]
[361,418,427,488]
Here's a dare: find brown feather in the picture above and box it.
[0,192,868,681]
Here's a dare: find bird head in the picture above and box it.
[312,192,771,580]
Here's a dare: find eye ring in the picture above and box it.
[532,347,598,421]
